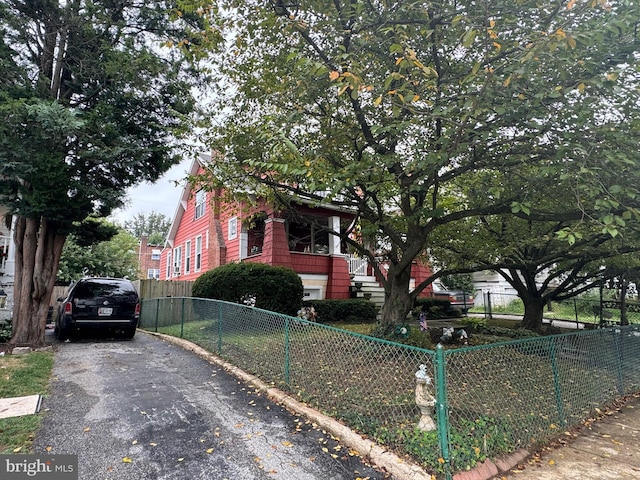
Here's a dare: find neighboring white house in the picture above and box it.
[0,208,15,322]
[472,270,519,308]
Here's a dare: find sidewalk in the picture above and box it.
[487,393,640,480]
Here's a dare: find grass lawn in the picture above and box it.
[0,351,54,454]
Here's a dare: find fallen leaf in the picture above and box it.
[46,446,52,452]
[13,447,22,453]
[548,460,555,465]
[150,442,158,447]
[177,458,184,462]
[83,427,91,432]
[281,441,293,447]
[131,440,138,445]
[122,457,132,463]
[206,448,214,454]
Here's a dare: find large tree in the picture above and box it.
[427,154,640,331]
[123,211,172,245]
[0,1,214,346]
[58,219,139,283]
[192,0,639,327]
[434,213,640,330]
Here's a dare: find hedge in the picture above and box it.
[302,299,378,324]
[192,262,304,315]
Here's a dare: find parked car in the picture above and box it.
[431,281,474,313]
[55,277,140,340]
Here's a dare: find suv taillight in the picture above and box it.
[64,302,72,315]
[134,303,140,318]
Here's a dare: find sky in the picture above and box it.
[110,158,192,225]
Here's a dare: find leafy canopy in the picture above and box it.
[185,0,639,325]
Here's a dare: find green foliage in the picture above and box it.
[192,262,304,315]
[440,274,474,293]
[302,299,377,324]
[474,325,542,339]
[0,0,208,344]
[414,298,453,318]
[360,415,513,473]
[123,211,171,245]
[188,0,640,330]
[58,225,139,282]
[0,351,54,453]
[368,321,434,350]
[0,319,12,343]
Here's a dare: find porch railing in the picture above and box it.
[348,255,369,276]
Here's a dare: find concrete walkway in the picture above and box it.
[484,394,640,480]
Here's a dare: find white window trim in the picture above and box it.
[228,216,238,240]
[185,240,191,274]
[195,190,206,219]
[195,235,202,272]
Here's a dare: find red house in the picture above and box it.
[161,154,433,303]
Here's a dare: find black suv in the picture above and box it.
[55,277,140,340]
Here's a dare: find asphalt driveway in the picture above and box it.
[33,330,392,480]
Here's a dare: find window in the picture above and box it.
[246,212,266,256]
[185,240,191,274]
[195,190,206,219]
[195,235,202,271]
[148,269,160,279]
[166,252,172,279]
[173,246,182,276]
[228,217,238,240]
[151,249,161,260]
[287,216,329,253]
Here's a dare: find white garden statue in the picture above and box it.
[415,364,436,431]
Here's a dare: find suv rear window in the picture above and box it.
[72,280,137,301]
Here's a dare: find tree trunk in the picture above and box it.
[520,296,546,332]
[10,216,66,348]
[377,263,414,327]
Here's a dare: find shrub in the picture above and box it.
[0,318,11,343]
[368,321,434,349]
[414,298,452,318]
[302,299,378,324]
[192,262,304,315]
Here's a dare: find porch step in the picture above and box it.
[352,279,385,309]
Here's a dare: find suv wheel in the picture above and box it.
[56,325,70,341]
[122,327,136,339]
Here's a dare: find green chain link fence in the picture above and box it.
[140,297,640,478]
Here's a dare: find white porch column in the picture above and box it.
[329,216,342,255]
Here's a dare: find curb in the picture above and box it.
[141,330,529,480]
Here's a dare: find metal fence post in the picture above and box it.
[217,302,223,355]
[486,291,493,320]
[549,338,566,427]
[154,298,160,332]
[284,317,291,385]
[435,344,452,479]
[180,297,185,338]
